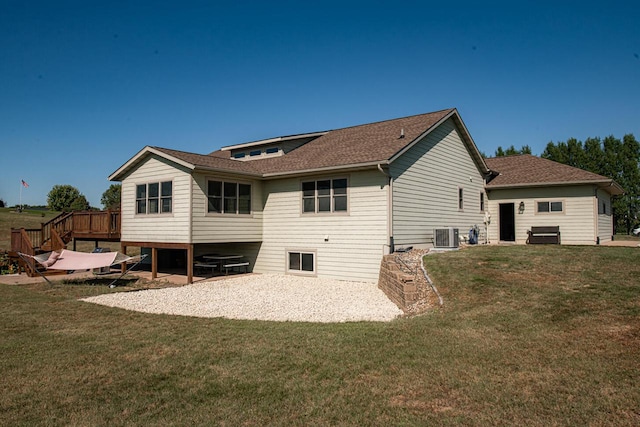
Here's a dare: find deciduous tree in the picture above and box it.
[47,185,88,212]
[101,184,121,210]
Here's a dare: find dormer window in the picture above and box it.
[231,146,282,161]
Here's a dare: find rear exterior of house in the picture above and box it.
[111,108,491,283]
[111,113,623,285]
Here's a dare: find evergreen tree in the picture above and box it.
[494,145,532,157]
[543,134,640,234]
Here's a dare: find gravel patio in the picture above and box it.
[81,274,404,323]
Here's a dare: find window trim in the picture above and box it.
[300,177,349,215]
[135,180,173,215]
[480,192,485,213]
[286,249,317,276]
[535,199,565,215]
[206,178,253,215]
[458,187,464,211]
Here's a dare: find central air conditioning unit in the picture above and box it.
[434,227,459,248]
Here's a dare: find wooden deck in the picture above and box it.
[10,210,121,277]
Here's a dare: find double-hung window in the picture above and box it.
[302,178,348,213]
[136,181,172,214]
[208,180,251,214]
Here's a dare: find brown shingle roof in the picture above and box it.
[110,108,489,181]
[218,109,457,175]
[485,155,622,193]
[151,146,263,175]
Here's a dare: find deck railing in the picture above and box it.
[72,210,120,239]
[10,210,121,253]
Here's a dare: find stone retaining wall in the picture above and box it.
[378,251,436,314]
[378,254,419,311]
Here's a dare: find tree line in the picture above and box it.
[46,183,121,212]
[1,184,121,212]
[492,134,640,234]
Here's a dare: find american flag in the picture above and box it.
[21,179,29,188]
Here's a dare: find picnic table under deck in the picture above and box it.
[202,255,250,274]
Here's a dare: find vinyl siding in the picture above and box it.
[191,172,263,243]
[254,169,388,282]
[120,155,191,243]
[596,189,613,243]
[390,117,486,246]
[486,185,598,245]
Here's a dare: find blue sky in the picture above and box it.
[1,0,639,207]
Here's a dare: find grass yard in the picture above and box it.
[1,245,639,426]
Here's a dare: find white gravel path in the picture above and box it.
[81,274,404,323]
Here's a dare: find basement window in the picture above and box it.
[287,251,315,274]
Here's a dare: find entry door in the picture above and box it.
[499,203,516,241]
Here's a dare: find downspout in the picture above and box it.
[377,164,394,253]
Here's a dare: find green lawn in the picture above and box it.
[1,245,638,426]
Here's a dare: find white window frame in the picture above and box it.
[286,250,316,276]
[301,177,348,214]
[207,179,252,215]
[480,192,485,212]
[458,187,464,211]
[135,181,173,215]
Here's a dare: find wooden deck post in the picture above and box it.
[151,247,158,280]
[187,244,193,284]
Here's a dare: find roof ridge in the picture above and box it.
[327,108,455,133]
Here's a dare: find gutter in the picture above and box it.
[377,163,394,254]
[262,161,388,179]
[487,179,624,195]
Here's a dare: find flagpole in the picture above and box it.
[19,179,23,212]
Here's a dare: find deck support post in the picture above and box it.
[151,248,158,280]
[187,244,193,284]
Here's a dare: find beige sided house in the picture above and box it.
[484,155,623,245]
[109,108,491,283]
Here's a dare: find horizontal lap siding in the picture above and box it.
[596,189,613,243]
[390,118,486,246]
[487,186,597,245]
[254,170,388,282]
[191,173,263,243]
[120,156,191,243]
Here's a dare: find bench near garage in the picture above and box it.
[527,226,561,244]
